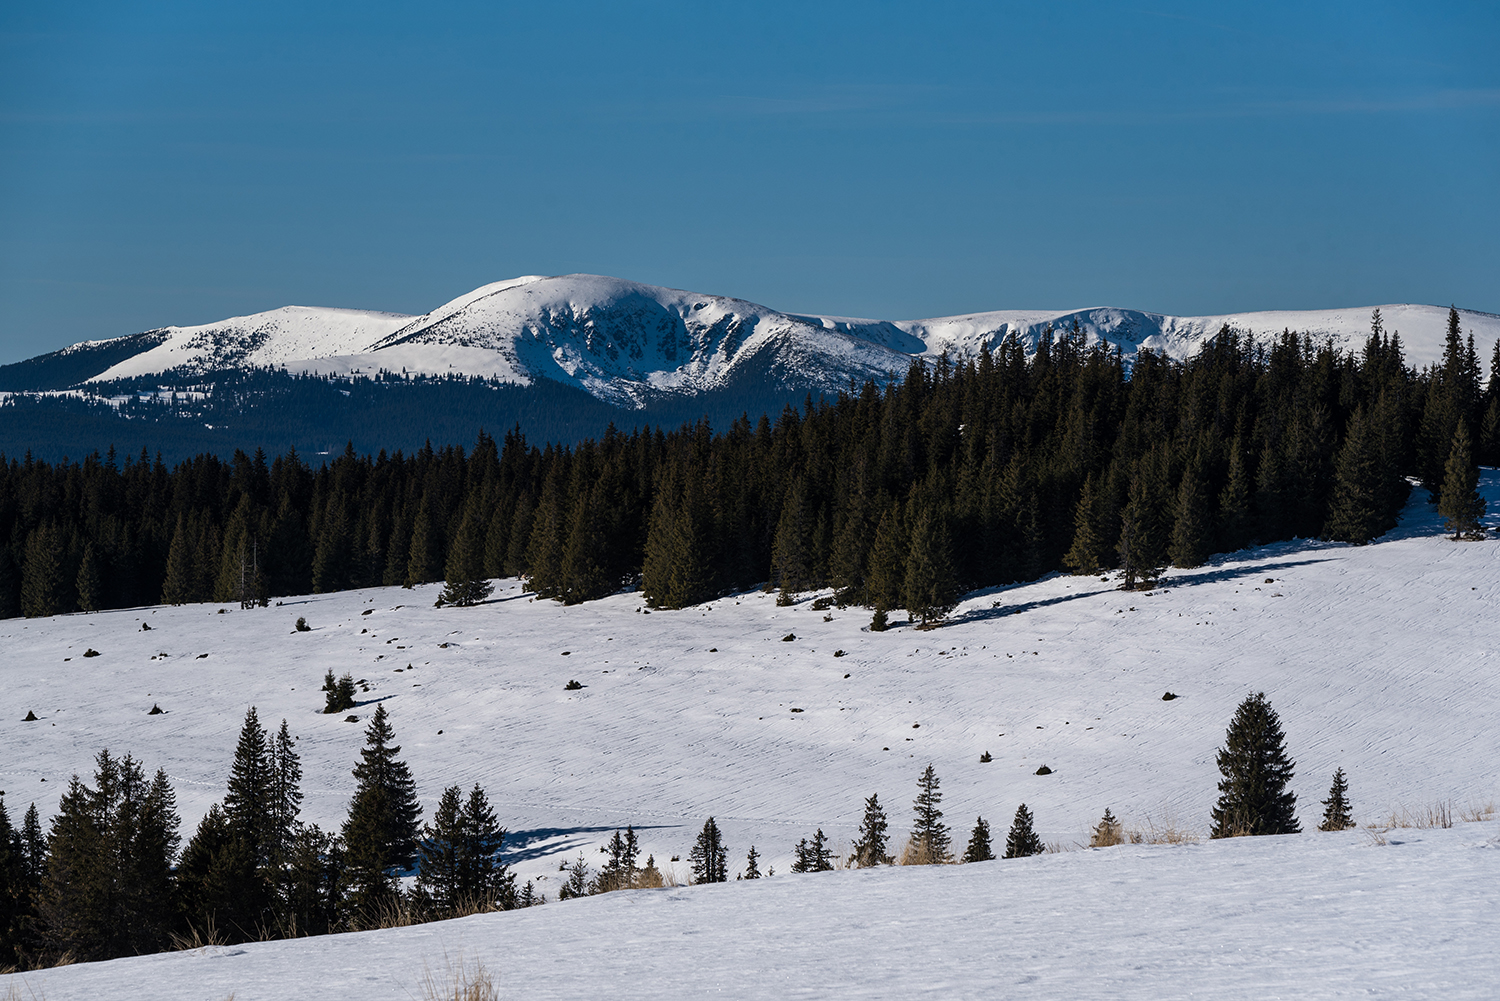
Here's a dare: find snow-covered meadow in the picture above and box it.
[3,476,1499,998]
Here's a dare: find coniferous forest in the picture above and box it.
[1,310,1493,624]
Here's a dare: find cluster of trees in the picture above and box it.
[1,310,1492,623]
[0,704,534,971]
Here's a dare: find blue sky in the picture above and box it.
[1,1,1496,363]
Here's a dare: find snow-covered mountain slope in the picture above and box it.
[87,305,415,382]
[15,274,1492,405]
[7,824,1497,1001]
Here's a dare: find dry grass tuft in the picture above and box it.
[1364,825,1391,846]
[1382,801,1454,830]
[897,837,952,865]
[170,915,227,951]
[3,980,47,1001]
[1459,799,1496,824]
[1125,809,1201,845]
[421,954,498,1001]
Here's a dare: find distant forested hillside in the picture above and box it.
[1,310,1495,620]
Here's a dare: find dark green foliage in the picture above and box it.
[75,544,102,613]
[790,829,834,873]
[557,854,591,900]
[35,751,180,962]
[415,784,514,913]
[1319,768,1354,832]
[961,816,994,863]
[1210,692,1301,838]
[439,501,494,606]
[1168,459,1212,569]
[341,704,421,925]
[910,764,951,863]
[592,825,639,894]
[1003,803,1044,859]
[0,796,24,967]
[322,671,357,713]
[21,522,65,618]
[1438,422,1486,540]
[743,845,761,879]
[903,503,960,626]
[852,793,891,867]
[688,817,728,884]
[1062,474,1109,575]
[1325,406,1385,544]
[281,823,341,937]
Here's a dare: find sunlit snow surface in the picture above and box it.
[3,478,1499,998]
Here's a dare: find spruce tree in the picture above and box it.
[961,817,994,863]
[0,796,21,967]
[852,793,891,867]
[910,764,951,863]
[224,706,274,865]
[1325,406,1384,545]
[1089,808,1123,847]
[20,803,44,889]
[269,719,304,865]
[743,845,762,879]
[415,783,512,913]
[865,503,907,622]
[1062,474,1107,574]
[1318,768,1354,832]
[791,829,834,872]
[1210,692,1300,837]
[904,504,960,627]
[345,704,422,864]
[20,522,65,618]
[161,513,195,605]
[1003,803,1045,858]
[1438,422,1486,540]
[75,544,103,613]
[439,502,494,606]
[1118,450,1169,589]
[1168,460,1212,569]
[1217,441,1254,551]
[688,817,728,883]
[281,823,340,937]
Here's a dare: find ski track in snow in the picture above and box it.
[3,476,1500,998]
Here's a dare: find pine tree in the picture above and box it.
[161,513,195,605]
[224,707,273,865]
[1438,422,1486,540]
[439,501,494,606]
[1210,692,1301,837]
[281,823,340,937]
[1118,450,1169,589]
[75,544,103,613]
[1168,459,1212,569]
[416,784,512,913]
[851,793,891,867]
[594,825,640,893]
[345,704,422,864]
[20,522,65,618]
[688,817,728,883]
[1318,768,1354,832]
[1217,441,1253,552]
[791,829,834,872]
[910,764,951,863]
[743,845,762,879]
[904,504,960,627]
[269,719,303,865]
[961,817,994,863]
[865,503,907,621]
[0,795,22,967]
[1062,474,1108,574]
[404,494,444,587]
[1003,803,1044,858]
[1089,808,1123,847]
[20,803,44,889]
[1325,406,1384,545]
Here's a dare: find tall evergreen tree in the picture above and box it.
[1118,449,1169,589]
[415,784,513,913]
[1325,406,1384,545]
[1437,422,1486,540]
[1003,803,1045,858]
[903,504,960,627]
[865,502,907,625]
[344,704,422,865]
[688,817,728,884]
[75,544,103,613]
[439,502,494,606]
[21,522,65,618]
[160,513,195,605]
[1210,692,1300,838]
[223,707,274,864]
[851,793,891,867]
[910,764,951,863]
[268,719,304,865]
[961,816,994,863]
[790,829,834,872]
[1318,768,1354,832]
[1062,474,1108,574]
[1168,459,1212,569]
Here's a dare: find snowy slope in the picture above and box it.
[47,275,1500,406]
[5,824,1497,1001]
[88,306,416,382]
[3,477,1500,997]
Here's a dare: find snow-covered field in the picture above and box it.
[3,477,1499,998]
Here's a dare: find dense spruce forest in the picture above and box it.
[1,310,1494,624]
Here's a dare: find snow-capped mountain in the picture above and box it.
[16,274,1499,404]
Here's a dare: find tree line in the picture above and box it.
[0,309,1492,624]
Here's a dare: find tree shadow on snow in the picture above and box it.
[502,823,685,864]
[954,555,1335,624]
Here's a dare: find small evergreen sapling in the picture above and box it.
[852,792,891,866]
[1090,808,1123,847]
[743,845,762,879]
[1319,768,1354,832]
[1004,803,1044,858]
[791,829,835,872]
[961,817,994,863]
